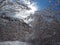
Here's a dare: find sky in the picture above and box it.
[32,0,58,10]
[12,0,60,10]
[2,0,60,25]
[12,0,60,21]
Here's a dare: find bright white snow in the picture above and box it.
[0,41,33,45]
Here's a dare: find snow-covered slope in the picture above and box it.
[0,41,33,45]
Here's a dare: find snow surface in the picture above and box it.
[0,41,33,45]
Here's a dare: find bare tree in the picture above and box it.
[30,0,60,45]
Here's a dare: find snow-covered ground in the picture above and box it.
[0,41,33,45]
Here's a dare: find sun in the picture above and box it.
[27,3,37,14]
[25,0,37,14]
